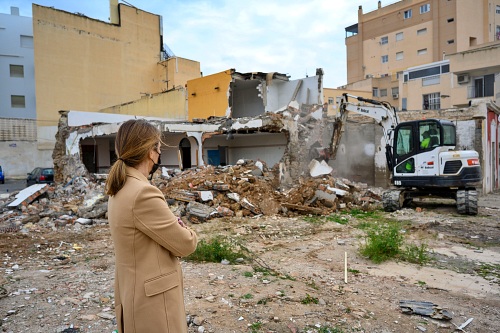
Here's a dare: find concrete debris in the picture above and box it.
[399,300,453,320]
[7,184,49,209]
[0,158,383,232]
[309,159,333,178]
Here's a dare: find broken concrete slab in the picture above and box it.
[7,184,49,209]
[186,201,217,223]
[399,300,452,320]
[309,159,333,178]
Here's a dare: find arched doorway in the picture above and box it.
[179,138,191,169]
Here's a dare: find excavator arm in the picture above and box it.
[330,93,400,167]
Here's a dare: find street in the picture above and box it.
[0,178,27,195]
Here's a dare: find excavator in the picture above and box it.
[330,93,482,215]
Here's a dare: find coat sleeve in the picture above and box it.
[132,184,198,257]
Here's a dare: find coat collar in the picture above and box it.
[126,166,149,183]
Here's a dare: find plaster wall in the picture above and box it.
[100,89,188,120]
[187,70,232,121]
[0,141,53,178]
[265,75,323,111]
[203,133,287,168]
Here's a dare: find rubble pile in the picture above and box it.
[0,159,383,231]
[0,177,108,234]
[155,159,383,223]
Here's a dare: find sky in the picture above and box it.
[0,0,392,88]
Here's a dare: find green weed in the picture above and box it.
[243,271,254,278]
[474,263,500,284]
[347,268,360,274]
[301,293,319,304]
[187,236,246,263]
[360,221,404,263]
[326,215,349,225]
[303,216,326,224]
[242,293,253,299]
[401,243,430,265]
[249,321,262,333]
[343,208,382,219]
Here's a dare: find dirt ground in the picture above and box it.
[1,192,499,333]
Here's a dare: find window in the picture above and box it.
[381,55,389,63]
[447,18,455,23]
[20,35,33,48]
[496,5,500,14]
[328,97,334,105]
[395,125,413,157]
[417,48,427,55]
[417,28,427,35]
[396,51,404,60]
[404,9,412,19]
[447,39,455,44]
[469,74,495,98]
[422,75,440,86]
[396,32,404,41]
[420,4,430,14]
[11,95,26,108]
[496,25,500,40]
[380,89,388,97]
[423,93,440,110]
[373,87,379,97]
[10,65,24,77]
[419,121,440,149]
[392,87,399,96]
[380,36,388,45]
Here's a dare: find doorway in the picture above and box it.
[179,138,191,169]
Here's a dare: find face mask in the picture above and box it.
[149,154,161,177]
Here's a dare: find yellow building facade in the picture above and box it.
[187,70,233,121]
[33,4,200,149]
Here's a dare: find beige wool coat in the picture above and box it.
[108,167,198,333]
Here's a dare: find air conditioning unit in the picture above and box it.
[457,74,469,84]
[365,74,374,79]
[392,94,399,99]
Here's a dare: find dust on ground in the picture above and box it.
[1,190,499,333]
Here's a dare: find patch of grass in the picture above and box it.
[318,327,345,333]
[474,263,500,284]
[301,293,319,304]
[243,271,254,278]
[355,221,372,230]
[360,221,404,263]
[343,208,382,219]
[347,268,360,275]
[416,280,426,286]
[242,293,253,299]
[249,321,262,333]
[401,243,430,265]
[186,236,246,264]
[326,215,349,225]
[303,216,326,225]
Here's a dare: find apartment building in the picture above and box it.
[0,7,42,178]
[0,7,35,120]
[345,0,500,110]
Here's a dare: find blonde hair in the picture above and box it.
[106,119,161,196]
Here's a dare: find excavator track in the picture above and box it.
[382,189,402,212]
[456,189,478,215]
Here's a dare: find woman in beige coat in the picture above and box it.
[106,119,198,333]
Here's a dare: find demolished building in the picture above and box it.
[53,69,332,186]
